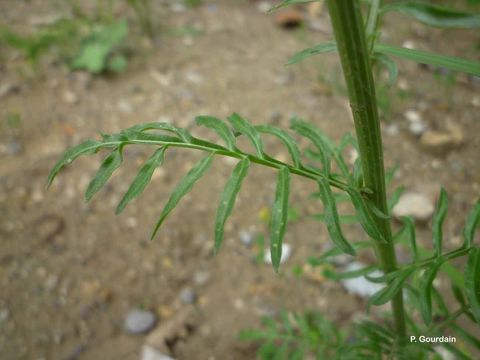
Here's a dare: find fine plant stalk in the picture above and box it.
[326,0,406,345]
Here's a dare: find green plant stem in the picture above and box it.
[326,0,406,346]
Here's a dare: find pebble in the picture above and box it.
[239,230,254,246]
[179,288,197,304]
[193,270,211,286]
[264,243,292,265]
[392,192,434,222]
[341,262,383,298]
[63,90,78,104]
[45,274,59,291]
[170,3,186,12]
[420,121,464,153]
[275,72,293,86]
[408,121,427,136]
[256,1,272,13]
[117,100,134,114]
[384,123,399,136]
[124,309,157,334]
[142,345,175,360]
[0,308,10,322]
[185,70,204,84]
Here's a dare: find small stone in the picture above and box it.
[256,1,272,13]
[170,3,186,12]
[117,100,134,114]
[4,139,23,155]
[179,288,197,304]
[404,109,422,123]
[274,10,303,29]
[384,123,399,136]
[472,96,480,107]
[392,192,434,222]
[124,309,157,334]
[63,90,78,104]
[402,40,416,49]
[341,262,383,298]
[420,121,464,153]
[185,70,204,84]
[193,270,210,286]
[239,230,254,246]
[142,345,175,360]
[126,217,138,228]
[275,72,293,86]
[264,243,292,265]
[408,121,427,136]
[45,274,59,291]
[0,308,10,322]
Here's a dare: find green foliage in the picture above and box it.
[239,311,345,359]
[126,0,154,39]
[71,20,129,74]
[380,1,480,28]
[47,0,480,357]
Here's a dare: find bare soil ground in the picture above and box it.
[1,1,479,359]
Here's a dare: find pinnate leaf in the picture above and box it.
[151,152,215,239]
[214,157,250,252]
[317,178,355,256]
[267,0,316,13]
[85,147,123,201]
[196,115,236,151]
[270,167,291,271]
[123,122,192,142]
[116,147,166,214]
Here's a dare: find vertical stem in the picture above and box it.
[326,0,406,346]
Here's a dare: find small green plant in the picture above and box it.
[71,19,129,74]
[47,0,480,358]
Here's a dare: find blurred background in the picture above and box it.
[1,0,479,359]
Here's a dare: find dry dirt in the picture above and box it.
[1,1,479,359]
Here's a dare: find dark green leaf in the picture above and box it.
[287,41,337,65]
[347,189,387,243]
[195,115,236,151]
[432,188,448,256]
[214,157,250,252]
[255,125,302,167]
[151,152,215,239]
[419,260,443,325]
[47,139,105,188]
[380,2,480,28]
[116,147,166,214]
[463,201,480,248]
[369,267,415,306]
[373,52,398,86]
[308,241,372,266]
[227,113,265,159]
[375,43,480,77]
[270,167,291,271]
[85,148,123,201]
[317,178,356,255]
[290,118,332,174]
[465,247,480,322]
